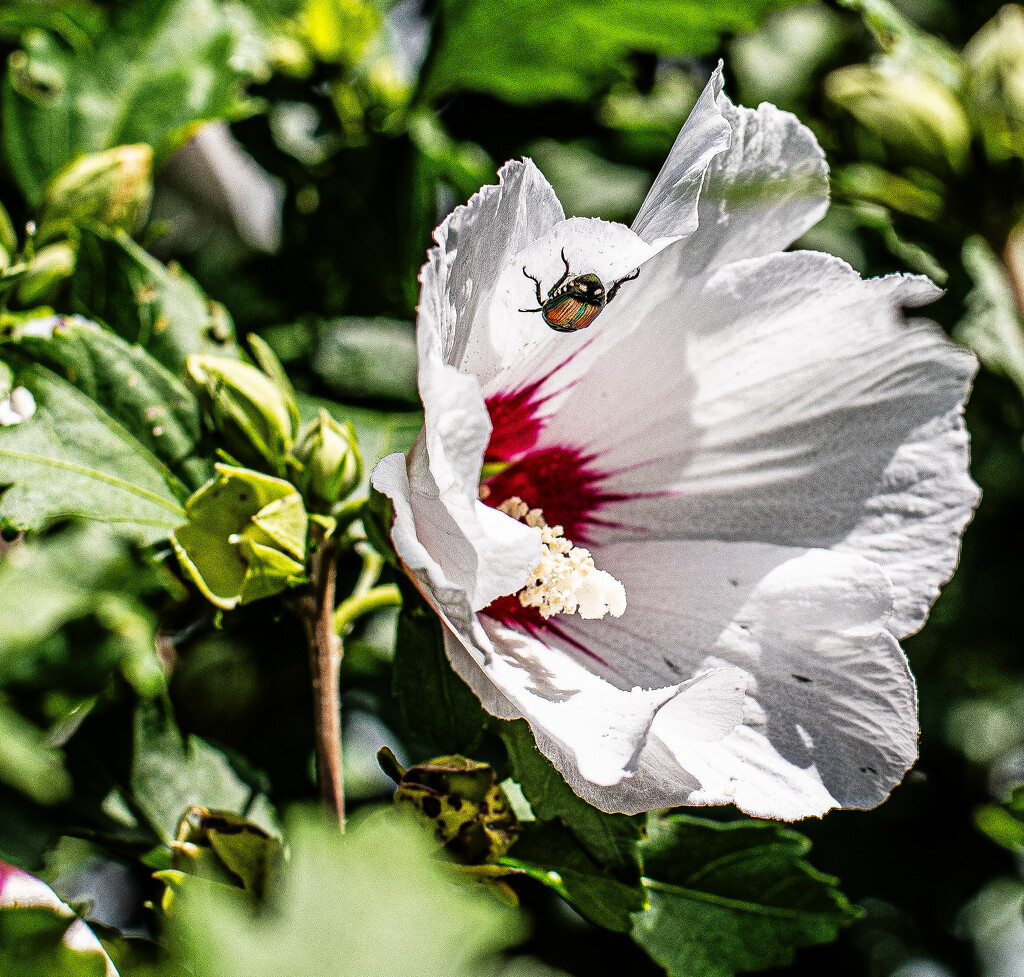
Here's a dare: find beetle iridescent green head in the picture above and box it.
[519,248,640,332]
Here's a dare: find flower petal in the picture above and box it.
[631,63,732,247]
[549,542,916,818]
[541,249,977,638]
[373,444,541,613]
[681,83,829,272]
[422,158,564,380]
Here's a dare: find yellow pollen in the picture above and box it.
[497,497,627,621]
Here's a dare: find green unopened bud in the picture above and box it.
[187,355,300,474]
[16,240,76,305]
[826,62,971,172]
[380,750,519,865]
[171,464,308,609]
[965,5,1024,161]
[291,409,362,512]
[42,144,154,232]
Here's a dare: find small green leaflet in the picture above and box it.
[0,356,186,544]
[632,814,860,977]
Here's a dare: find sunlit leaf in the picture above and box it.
[11,314,206,489]
[500,718,642,875]
[2,0,266,204]
[0,357,187,543]
[502,820,644,931]
[421,0,809,104]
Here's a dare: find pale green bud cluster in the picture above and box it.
[829,2,1024,170]
[290,409,362,513]
[965,5,1024,161]
[41,144,154,233]
[186,352,300,476]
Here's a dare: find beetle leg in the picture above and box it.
[607,266,640,302]
[549,247,572,295]
[521,267,545,306]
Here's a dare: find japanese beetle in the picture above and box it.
[519,249,640,332]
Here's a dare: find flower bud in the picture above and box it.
[186,355,300,474]
[42,144,154,232]
[965,5,1024,162]
[826,62,971,172]
[380,750,519,865]
[291,409,362,512]
[171,464,308,609]
[16,240,77,305]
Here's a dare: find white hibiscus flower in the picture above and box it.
[371,65,979,820]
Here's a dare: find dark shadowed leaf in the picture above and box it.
[499,719,642,875]
[392,583,487,755]
[632,813,860,977]
[70,226,238,374]
[0,524,170,803]
[130,702,263,845]
[502,820,645,931]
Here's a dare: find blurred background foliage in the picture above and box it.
[2,0,1024,975]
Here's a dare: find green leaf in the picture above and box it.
[499,718,642,876]
[0,524,169,803]
[310,318,419,407]
[421,0,808,105]
[503,820,645,931]
[0,907,108,977]
[167,806,527,977]
[11,314,206,489]
[392,583,487,755]
[976,784,1024,851]
[632,814,860,977]
[2,0,264,204]
[955,235,1024,405]
[130,701,262,845]
[69,226,238,374]
[0,705,71,805]
[0,356,187,543]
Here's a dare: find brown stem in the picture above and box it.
[1004,225,1024,321]
[299,536,345,829]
